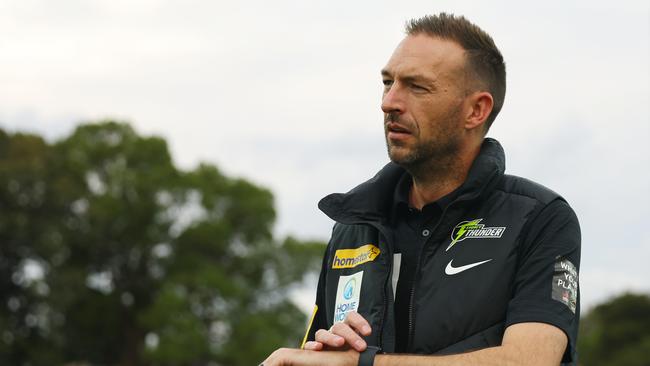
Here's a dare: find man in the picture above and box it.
[263,13,580,366]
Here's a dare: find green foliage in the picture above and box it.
[578,292,650,366]
[0,122,325,365]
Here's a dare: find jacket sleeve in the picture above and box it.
[301,236,332,347]
[505,199,581,364]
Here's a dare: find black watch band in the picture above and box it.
[358,346,382,366]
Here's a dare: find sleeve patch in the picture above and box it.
[334,271,363,322]
[551,257,578,313]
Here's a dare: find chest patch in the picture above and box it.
[332,244,380,269]
[446,218,506,251]
[334,271,363,323]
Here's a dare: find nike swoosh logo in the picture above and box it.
[445,259,492,275]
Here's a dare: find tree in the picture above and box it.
[578,292,650,366]
[0,122,325,365]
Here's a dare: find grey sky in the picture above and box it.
[1,0,649,313]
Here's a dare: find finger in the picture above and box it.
[330,322,367,352]
[344,311,372,336]
[302,341,324,351]
[315,328,345,347]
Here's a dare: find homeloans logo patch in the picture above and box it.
[334,271,363,322]
[446,219,506,251]
[332,244,380,269]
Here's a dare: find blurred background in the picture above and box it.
[1,0,649,365]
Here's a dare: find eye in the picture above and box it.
[410,84,428,92]
[382,79,393,87]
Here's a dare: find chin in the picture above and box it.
[387,146,401,161]
[388,149,414,166]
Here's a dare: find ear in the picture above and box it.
[464,91,494,131]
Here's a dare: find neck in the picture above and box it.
[407,142,481,210]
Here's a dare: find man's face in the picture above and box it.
[381,34,469,168]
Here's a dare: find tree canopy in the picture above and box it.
[0,122,325,366]
[578,292,650,366]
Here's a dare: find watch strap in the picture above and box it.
[358,345,382,366]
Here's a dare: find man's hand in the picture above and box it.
[302,311,372,352]
[262,348,359,366]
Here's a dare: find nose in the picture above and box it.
[381,83,405,115]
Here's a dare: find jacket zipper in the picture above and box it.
[405,192,481,351]
[406,215,445,351]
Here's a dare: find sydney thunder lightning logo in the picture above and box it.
[446,219,506,251]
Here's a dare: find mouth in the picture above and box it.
[386,122,413,141]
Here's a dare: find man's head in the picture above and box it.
[381,13,506,171]
[405,13,506,129]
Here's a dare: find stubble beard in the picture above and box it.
[384,109,463,180]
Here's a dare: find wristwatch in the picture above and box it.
[358,346,383,366]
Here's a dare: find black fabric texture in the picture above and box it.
[306,138,581,364]
[390,172,459,352]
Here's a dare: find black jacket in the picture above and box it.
[305,138,581,363]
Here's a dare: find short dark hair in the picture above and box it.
[406,13,506,130]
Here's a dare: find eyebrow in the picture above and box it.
[381,69,437,88]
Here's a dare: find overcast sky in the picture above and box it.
[1,0,649,312]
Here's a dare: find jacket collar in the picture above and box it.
[319,138,506,224]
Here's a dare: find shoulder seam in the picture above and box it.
[496,175,565,205]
